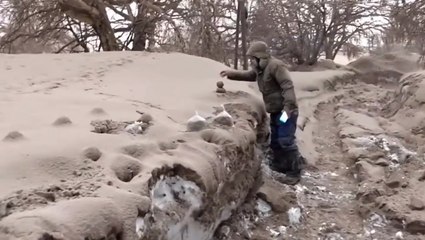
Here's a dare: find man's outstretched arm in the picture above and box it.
[221,69,256,82]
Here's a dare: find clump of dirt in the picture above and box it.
[216,81,226,93]
[90,119,150,134]
[53,116,72,126]
[2,131,25,141]
[137,112,153,124]
[110,155,143,182]
[90,120,122,134]
[90,107,107,115]
[82,147,102,161]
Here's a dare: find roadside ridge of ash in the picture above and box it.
[136,102,268,240]
[336,81,425,238]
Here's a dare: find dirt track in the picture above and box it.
[216,72,425,240]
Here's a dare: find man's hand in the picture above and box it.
[220,70,229,78]
[280,105,296,123]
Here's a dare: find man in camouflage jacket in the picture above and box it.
[220,41,305,185]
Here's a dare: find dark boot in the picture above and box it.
[270,149,304,185]
[275,174,300,185]
[269,149,287,173]
[288,150,306,176]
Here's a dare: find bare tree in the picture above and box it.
[0,0,389,70]
[383,0,425,66]
[154,0,245,63]
[58,0,120,51]
[250,0,383,65]
[0,0,245,64]
[0,0,70,53]
[0,0,187,52]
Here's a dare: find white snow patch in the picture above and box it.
[256,198,272,217]
[267,226,287,238]
[135,217,145,238]
[141,176,210,240]
[140,175,245,240]
[368,213,387,228]
[395,231,403,239]
[288,207,302,226]
[151,175,203,211]
[125,121,144,135]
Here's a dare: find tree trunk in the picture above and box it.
[92,0,119,51]
[93,22,119,51]
[147,23,156,51]
[324,40,333,59]
[133,23,147,51]
[332,43,344,60]
[234,1,241,69]
[325,48,333,59]
[240,0,248,70]
[58,0,119,51]
[324,34,335,59]
[295,52,305,65]
[308,42,322,65]
[296,58,305,65]
[132,4,147,51]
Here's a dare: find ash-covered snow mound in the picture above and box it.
[348,52,420,74]
[347,52,421,86]
[0,52,270,240]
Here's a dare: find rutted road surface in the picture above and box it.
[216,70,425,240]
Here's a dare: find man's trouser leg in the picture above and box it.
[269,112,303,177]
